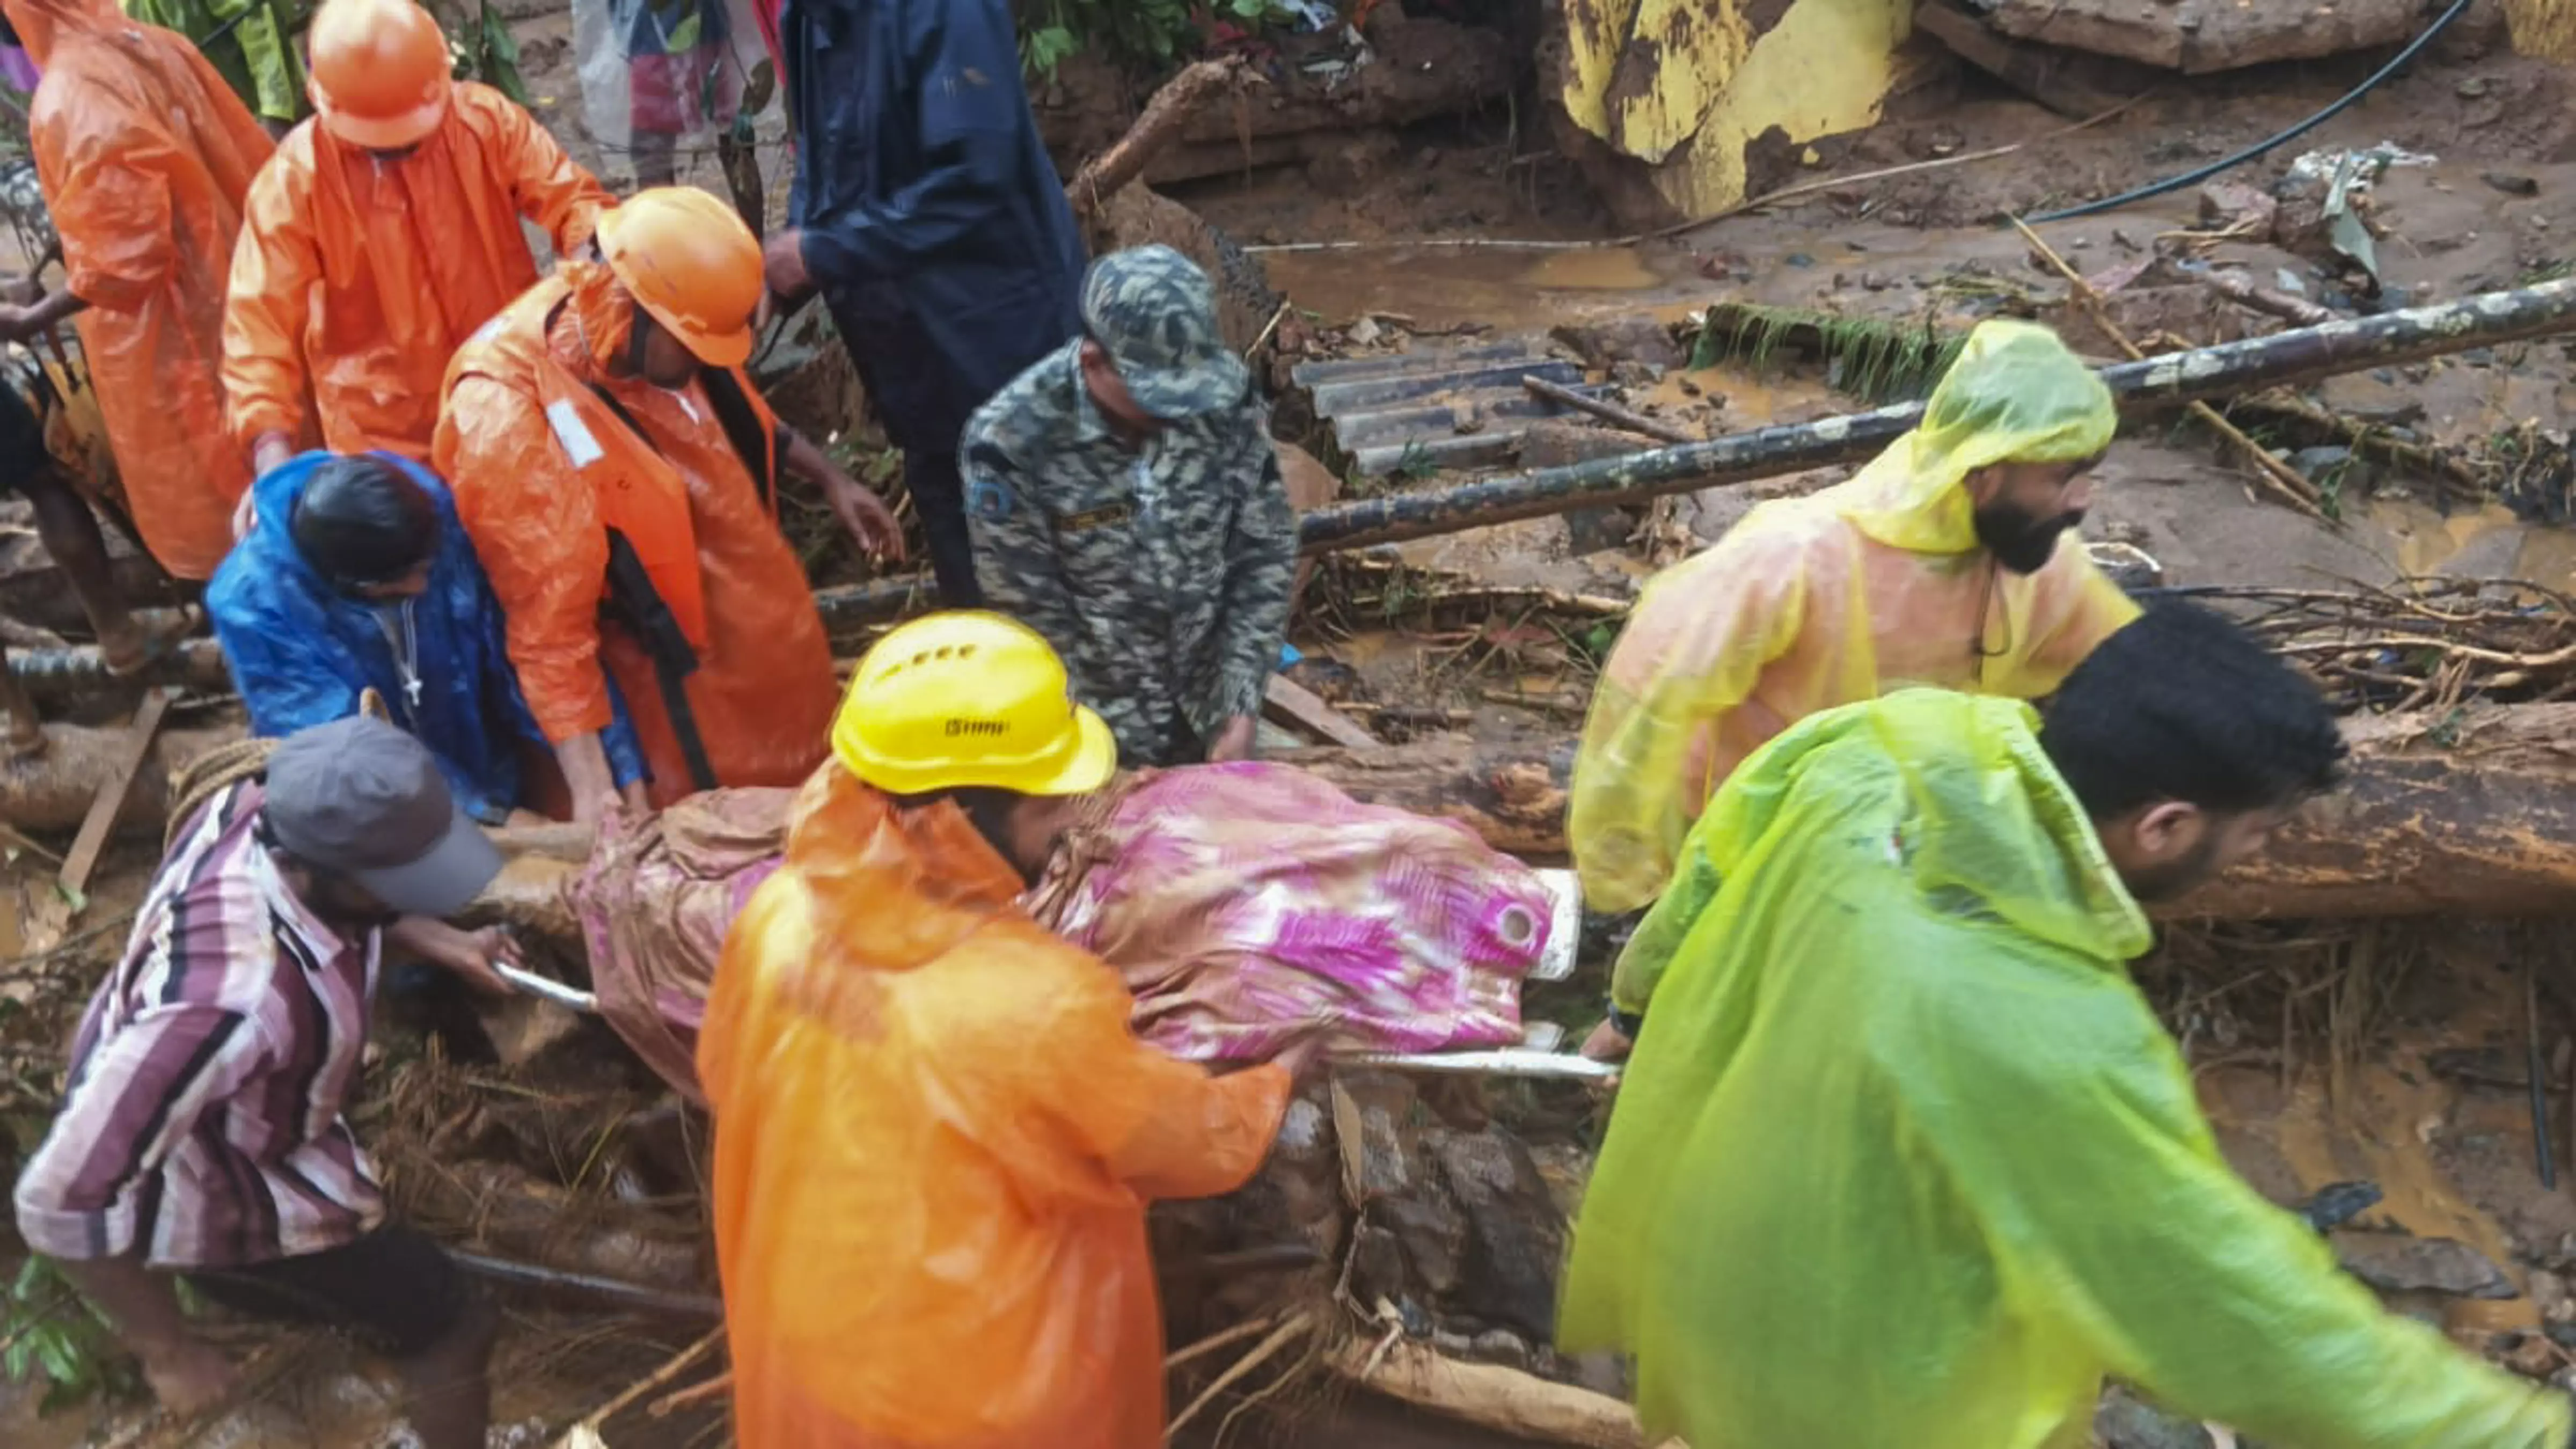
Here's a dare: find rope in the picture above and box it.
[163,738,273,851]
[162,690,393,851]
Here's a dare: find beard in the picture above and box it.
[2117,831,2225,904]
[1972,503,2083,575]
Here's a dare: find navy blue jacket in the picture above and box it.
[208,452,646,824]
[781,0,1086,455]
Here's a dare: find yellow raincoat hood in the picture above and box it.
[1567,320,2133,913]
[1563,690,2570,1449]
[1823,318,2117,553]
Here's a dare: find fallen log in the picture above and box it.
[1321,1337,1655,1449]
[468,706,2576,928]
[1298,274,2576,553]
[19,709,2576,924]
[1063,56,1244,221]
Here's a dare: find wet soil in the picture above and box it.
[16,5,2576,1445]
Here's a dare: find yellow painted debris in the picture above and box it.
[2505,0,2576,62]
[1558,0,1914,221]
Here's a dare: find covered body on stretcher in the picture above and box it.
[533,760,1597,1102]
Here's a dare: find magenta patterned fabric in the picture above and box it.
[1022,763,1554,1062]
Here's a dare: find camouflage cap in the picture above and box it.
[1080,245,1249,422]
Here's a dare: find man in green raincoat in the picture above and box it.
[122,0,302,133]
[1560,601,2573,1449]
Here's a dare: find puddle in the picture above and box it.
[1266,243,1701,332]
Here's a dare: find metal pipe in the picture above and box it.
[1296,274,2576,555]
[448,1250,724,1319]
[4,636,232,702]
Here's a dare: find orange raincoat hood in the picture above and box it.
[1,0,116,68]
[700,766,1290,1448]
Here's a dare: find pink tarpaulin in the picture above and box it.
[1023,764,1554,1062]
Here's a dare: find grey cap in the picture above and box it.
[263,716,503,918]
[1079,245,1248,422]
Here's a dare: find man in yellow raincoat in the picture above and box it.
[1568,318,2139,936]
[1562,601,2574,1449]
[701,609,1294,1449]
[222,0,613,474]
[0,0,271,581]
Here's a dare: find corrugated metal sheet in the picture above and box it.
[1292,338,1614,478]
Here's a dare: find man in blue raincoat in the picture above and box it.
[207,451,648,826]
[760,0,1086,608]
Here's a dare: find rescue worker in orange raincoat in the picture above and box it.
[222,0,614,475]
[701,609,1297,1449]
[435,186,906,823]
[0,0,271,581]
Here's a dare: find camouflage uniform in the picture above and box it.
[963,245,1295,766]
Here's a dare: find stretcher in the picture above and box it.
[490,867,1620,1082]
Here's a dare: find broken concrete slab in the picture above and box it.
[1985,0,2427,73]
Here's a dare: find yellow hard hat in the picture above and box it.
[832,611,1118,797]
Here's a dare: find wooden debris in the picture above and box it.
[1521,374,1696,445]
[1321,1335,1659,1449]
[1064,57,1247,221]
[2202,269,2337,328]
[1166,1312,1284,1371]
[1163,1309,1314,1441]
[547,1326,724,1449]
[647,1369,731,1419]
[2009,216,2326,518]
[1263,673,1381,750]
[58,686,172,900]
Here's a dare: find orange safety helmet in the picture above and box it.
[307,0,455,151]
[594,187,765,369]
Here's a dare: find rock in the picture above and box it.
[1988,0,2425,72]
[2486,171,2542,196]
[1431,1125,1566,1342]
[1548,316,1685,372]
[1467,1327,1535,1372]
[1307,133,1404,196]
[2296,1178,2384,1232]
[2095,1384,2214,1449]
[2534,1269,2576,1324]
[2198,180,2278,235]
[2330,1230,2518,1299]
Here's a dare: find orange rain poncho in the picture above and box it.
[223,82,612,463]
[701,767,1291,1449]
[436,263,837,803]
[8,0,271,580]
[1568,320,2142,915]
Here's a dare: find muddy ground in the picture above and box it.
[11,2,2576,1444]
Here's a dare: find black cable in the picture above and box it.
[2022,0,2477,225]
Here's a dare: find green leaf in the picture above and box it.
[32,1327,78,1387]
[475,1,530,107]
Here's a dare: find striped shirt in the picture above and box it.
[13,781,387,1269]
